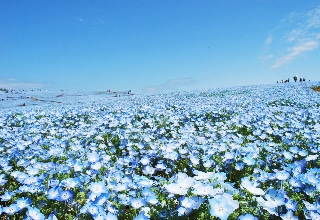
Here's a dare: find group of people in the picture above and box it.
[277,76,306,83]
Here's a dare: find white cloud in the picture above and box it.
[75,17,84,22]
[271,40,319,69]
[264,35,273,45]
[0,79,45,90]
[306,6,320,28]
[262,5,320,69]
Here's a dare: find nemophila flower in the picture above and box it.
[243,155,256,166]
[193,170,215,180]
[240,177,265,196]
[105,212,118,220]
[304,186,316,197]
[91,161,102,170]
[280,210,299,220]
[179,196,203,210]
[237,214,258,220]
[130,197,146,209]
[209,193,239,220]
[26,207,45,220]
[305,154,318,161]
[58,190,73,201]
[89,181,108,196]
[145,194,159,205]
[256,196,277,215]
[0,174,7,185]
[87,204,100,216]
[94,193,110,206]
[26,167,39,176]
[48,147,63,157]
[285,198,298,211]
[275,170,290,181]
[283,151,293,160]
[143,165,155,175]
[235,162,244,171]
[193,183,217,196]
[134,212,149,220]
[303,201,318,211]
[3,204,19,215]
[203,159,214,168]
[47,213,58,220]
[0,158,9,167]
[60,177,80,188]
[140,156,150,165]
[265,189,285,207]
[24,176,39,185]
[107,202,119,214]
[298,149,308,157]
[288,178,302,188]
[213,172,227,182]
[87,151,100,163]
[16,197,32,209]
[48,179,59,188]
[47,187,62,200]
[164,183,188,195]
[0,191,15,201]
[223,151,234,161]
[176,173,195,188]
[114,183,129,192]
[177,206,193,216]
[302,173,319,185]
[309,211,320,220]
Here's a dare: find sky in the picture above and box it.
[1,1,320,94]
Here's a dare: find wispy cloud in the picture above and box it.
[143,77,197,93]
[264,35,273,45]
[75,17,84,22]
[262,5,320,69]
[0,78,45,90]
[271,40,319,69]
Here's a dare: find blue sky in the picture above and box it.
[1,1,320,93]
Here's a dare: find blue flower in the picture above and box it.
[164,183,188,195]
[47,213,58,220]
[288,178,302,188]
[235,162,244,171]
[274,170,290,181]
[105,212,118,220]
[88,181,108,196]
[309,211,320,220]
[243,155,256,166]
[209,193,239,220]
[0,174,7,185]
[177,206,193,216]
[26,207,45,220]
[3,204,19,215]
[16,197,32,209]
[133,211,149,220]
[240,177,265,196]
[284,198,298,211]
[94,193,109,207]
[47,187,62,200]
[58,190,73,201]
[60,177,80,188]
[0,191,15,201]
[130,197,146,209]
[87,151,100,163]
[179,196,196,209]
[280,210,299,220]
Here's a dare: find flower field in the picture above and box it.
[0,82,320,220]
